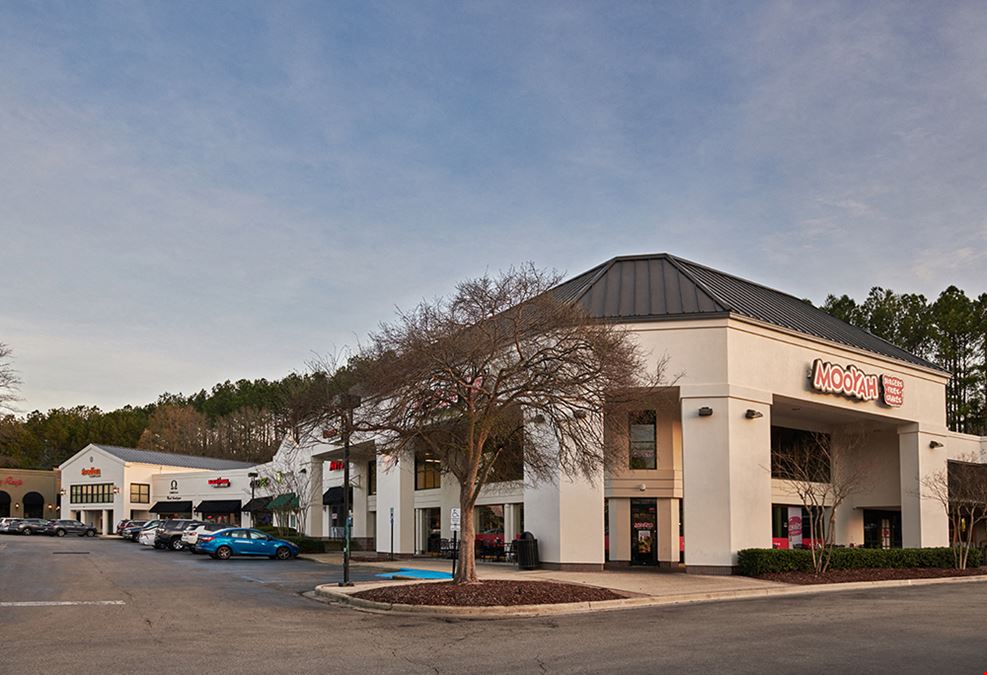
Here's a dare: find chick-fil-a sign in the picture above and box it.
[810,359,903,407]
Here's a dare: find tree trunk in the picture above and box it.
[454,496,478,584]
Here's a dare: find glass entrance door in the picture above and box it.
[631,499,658,566]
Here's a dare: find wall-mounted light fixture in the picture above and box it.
[698,407,713,417]
[638,483,647,492]
[113,486,120,494]
[745,409,763,419]
[929,440,944,449]
[59,489,66,496]
[14,503,19,509]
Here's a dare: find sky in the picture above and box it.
[2,1,986,413]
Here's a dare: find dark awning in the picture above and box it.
[241,496,273,512]
[149,501,192,514]
[322,486,353,506]
[267,493,299,510]
[194,499,242,515]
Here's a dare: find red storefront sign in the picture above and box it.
[810,359,904,407]
[329,461,345,471]
[3,476,23,486]
[81,467,101,477]
[208,478,231,488]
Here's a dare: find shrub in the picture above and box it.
[737,546,982,576]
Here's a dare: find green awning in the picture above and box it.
[267,493,299,510]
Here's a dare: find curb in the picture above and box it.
[310,573,987,620]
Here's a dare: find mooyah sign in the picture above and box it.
[810,359,903,407]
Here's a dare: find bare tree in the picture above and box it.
[351,265,668,584]
[921,455,987,569]
[770,426,872,574]
[259,441,317,537]
[0,343,21,414]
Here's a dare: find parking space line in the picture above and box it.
[0,600,126,607]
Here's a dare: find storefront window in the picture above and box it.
[367,460,377,495]
[629,410,657,470]
[69,483,114,504]
[770,427,831,481]
[130,483,150,504]
[415,453,441,490]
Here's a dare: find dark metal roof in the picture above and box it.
[91,445,255,471]
[322,486,352,506]
[554,253,943,373]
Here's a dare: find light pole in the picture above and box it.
[334,392,362,587]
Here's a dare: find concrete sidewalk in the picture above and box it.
[301,553,782,598]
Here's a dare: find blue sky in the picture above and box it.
[2,1,986,412]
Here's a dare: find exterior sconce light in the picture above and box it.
[929,441,944,449]
[531,414,546,424]
[573,410,587,419]
[638,483,647,492]
[59,489,66,496]
[113,486,120,494]
[745,409,763,419]
[300,467,308,474]
[698,407,713,417]
[14,503,19,509]
[248,472,259,478]
[47,504,54,510]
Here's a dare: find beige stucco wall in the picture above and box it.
[0,468,58,518]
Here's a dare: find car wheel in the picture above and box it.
[170,537,184,551]
[56,529,66,537]
[275,546,292,560]
[22,528,32,536]
[85,530,96,537]
[215,546,232,560]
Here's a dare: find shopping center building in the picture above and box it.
[0,468,59,520]
[58,445,257,534]
[299,253,987,573]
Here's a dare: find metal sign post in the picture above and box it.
[450,508,461,577]
[389,506,394,561]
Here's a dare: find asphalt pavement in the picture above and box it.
[2,535,986,674]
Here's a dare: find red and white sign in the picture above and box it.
[329,461,345,471]
[788,507,803,548]
[3,476,23,487]
[810,359,904,407]
[880,374,904,407]
[207,478,231,488]
[81,467,101,478]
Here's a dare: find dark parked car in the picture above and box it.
[14,518,50,535]
[119,520,150,540]
[122,520,156,541]
[45,519,97,537]
[154,519,201,551]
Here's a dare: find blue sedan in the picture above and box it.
[195,528,300,560]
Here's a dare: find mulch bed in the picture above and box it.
[759,567,987,585]
[353,580,623,606]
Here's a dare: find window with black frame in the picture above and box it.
[770,427,831,481]
[367,461,377,495]
[415,453,441,490]
[70,483,114,504]
[629,410,657,470]
[130,483,150,504]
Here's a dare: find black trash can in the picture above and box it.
[515,531,540,570]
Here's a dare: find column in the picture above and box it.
[680,390,773,573]
[351,462,369,539]
[307,459,324,538]
[657,498,680,566]
[899,424,949,548]
[375,450,415,556]
[523,416,605,570]
[607,498,631,563]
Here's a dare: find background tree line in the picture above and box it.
[822,286,987,434]
[0,372,342,469]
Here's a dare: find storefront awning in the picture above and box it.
[194,499,242,515]
[149,501,192,514]
[267,493,299,510]
[241,496,273,512]
[322,486,352,506]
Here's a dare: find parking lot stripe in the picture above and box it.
[0,600,126,607]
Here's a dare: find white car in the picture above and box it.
[182,522,233,552]
[138,526,157,546]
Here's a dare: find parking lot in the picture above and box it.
[4,534,987,674]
